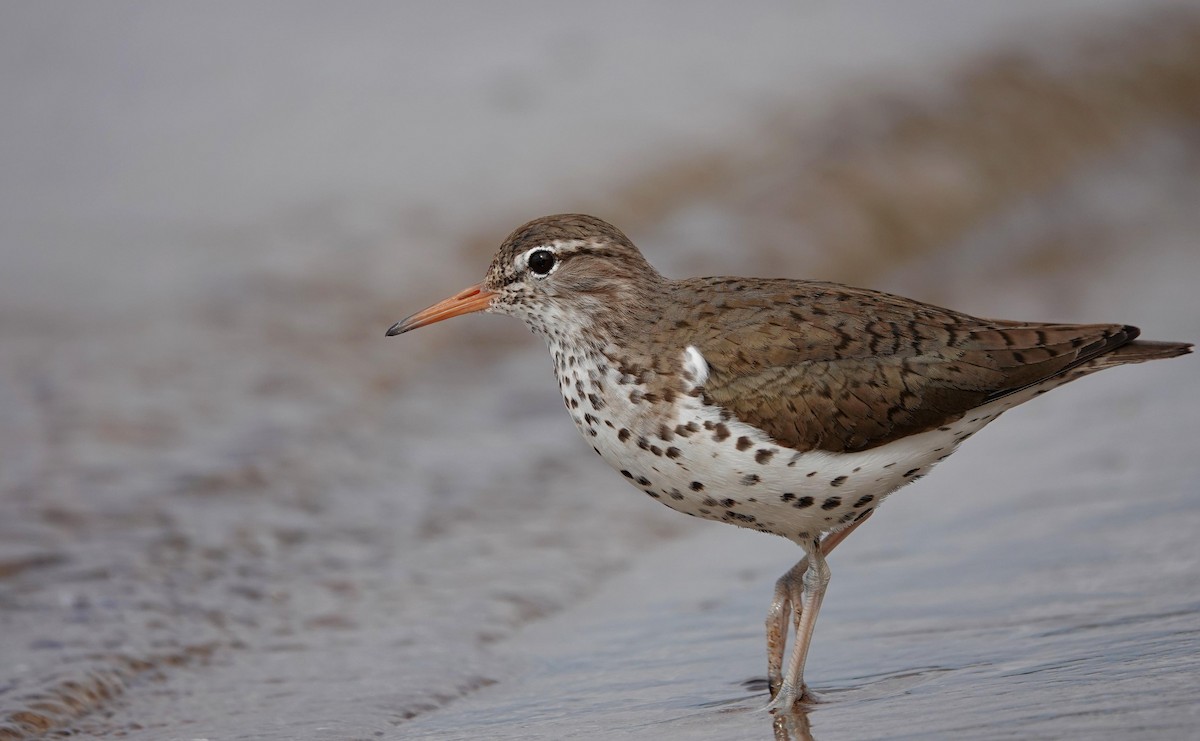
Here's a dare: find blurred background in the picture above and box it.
[1,3,1198,739]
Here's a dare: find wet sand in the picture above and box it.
[2,3,1198,739]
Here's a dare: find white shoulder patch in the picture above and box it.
[683,345,709,386]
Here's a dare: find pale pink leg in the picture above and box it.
[765,511,872,709]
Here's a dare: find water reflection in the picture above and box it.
[772,708,814,741]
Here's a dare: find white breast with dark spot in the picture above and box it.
[554,343,1023,544]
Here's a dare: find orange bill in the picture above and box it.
[386,283,496,336]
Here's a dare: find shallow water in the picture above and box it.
[1,3,1199,739]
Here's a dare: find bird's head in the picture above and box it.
[386,214,663,339]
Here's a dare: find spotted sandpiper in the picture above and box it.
[386,214,1191,710]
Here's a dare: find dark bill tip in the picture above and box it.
[384,283,494,338]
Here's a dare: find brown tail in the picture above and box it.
[1095,337,1193,367]
[981,325,1190,404]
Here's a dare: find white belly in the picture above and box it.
[555,344,1022,544]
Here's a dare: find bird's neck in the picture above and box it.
[533,284,681,407]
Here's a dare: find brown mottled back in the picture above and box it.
[650,278,1182,453]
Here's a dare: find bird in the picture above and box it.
[385,213,1191,711]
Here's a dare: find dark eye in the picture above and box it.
[527,249,556,275]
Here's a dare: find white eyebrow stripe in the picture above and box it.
[516,239,591,276]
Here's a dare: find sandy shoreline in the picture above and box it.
[2,3,1198,739]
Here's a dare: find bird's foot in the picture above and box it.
[763,679,818,712]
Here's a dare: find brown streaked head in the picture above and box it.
[386,214,665,338]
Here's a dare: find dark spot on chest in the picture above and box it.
[794,496,814,508]
[675,421,700,437]
[830,475,847,487]
[821,497,842,510]
[755,449,775,465]
[736,436,753,451]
